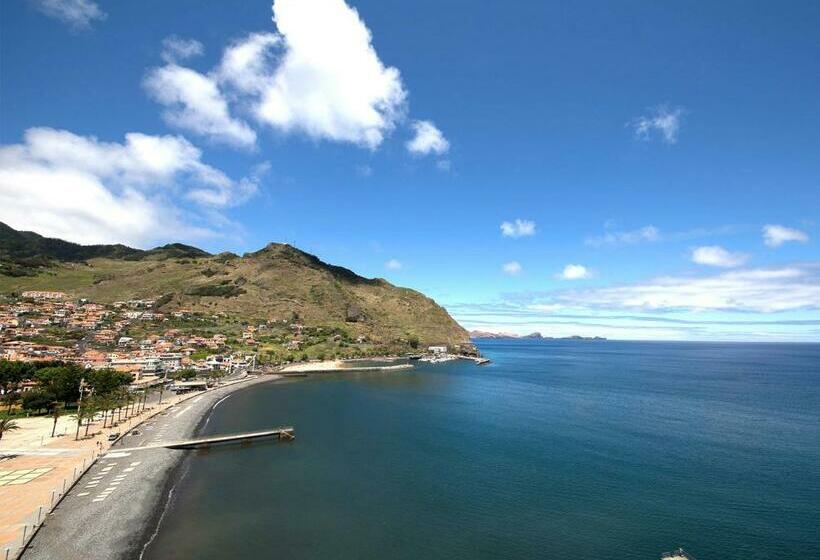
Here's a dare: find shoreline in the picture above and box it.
[133,378,254,559]
[278,357,413,373]
[20,374,282,560]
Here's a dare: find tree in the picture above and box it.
[87,369,133,396]
[50,402,65,437]
[35,365,84,405]
[0,416,20,441]
[171,369,198,381]
[77,396,99,438]
[1,392,20,415]
[21,389,57,414]
[0,360,31,412]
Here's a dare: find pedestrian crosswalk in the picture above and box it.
[84,461,142,503]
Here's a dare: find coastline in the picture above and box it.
[134,378,262,559]
[279,358,413,373]
[20,374,282,560]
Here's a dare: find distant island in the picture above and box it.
[469,330,606,341]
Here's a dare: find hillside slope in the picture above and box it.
[0,223,469,348]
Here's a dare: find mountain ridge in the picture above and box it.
[0,223,470,350]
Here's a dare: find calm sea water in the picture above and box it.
[144,340,820,559]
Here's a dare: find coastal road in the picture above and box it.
[20,376,275,560]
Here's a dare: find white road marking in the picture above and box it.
[130,462,142,466]
[174,406,193,418]
[77,492,89,496]
[106,452,132,458]
[123,467,135,472]
[93,499,104,502]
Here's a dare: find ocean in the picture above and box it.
[142,340,820,559]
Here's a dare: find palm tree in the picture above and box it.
[50,402,65,438]
[0,416,20,441]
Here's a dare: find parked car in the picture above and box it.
[108,433,120,441]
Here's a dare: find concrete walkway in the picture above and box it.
[0,375,267,559]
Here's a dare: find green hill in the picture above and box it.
[0,223,469,350]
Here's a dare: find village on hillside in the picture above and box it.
[0,291,261,390]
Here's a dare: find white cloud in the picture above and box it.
[144,64,257,149]
[406,120,449,156]
[503,261,522,276]
[630,105,684,144]
[436,159,452,172]
[586,225,659,247]
[559,264,592,280]
[763,224,808,247]
[385,258,402,270]
[32,0,105,30]
[217,0,407,149]
[218,32,281,93]
[553,265,820,313]
[691,245,748,268]
[500,219,536,238]
[161,36,205,64]
[0,128,262,246]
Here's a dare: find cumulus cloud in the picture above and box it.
[144,64,257,149]
[0,128,263,246]
[216,0,407,148]
[161,36,205,64]
[500,219,536,238]
[385,258,402,270]
[586,225,660,247]
[32,0,105,30]
[559,264,592,280]
[406,120,449,155]
[630,105,684,144]
[763,224,808,247]
[503,261,523,276]
[552,265,820,313]
[218,32,281,93]
[691,245,748,268]
[145,1,447,152]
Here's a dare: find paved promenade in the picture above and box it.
[0,375,271,559]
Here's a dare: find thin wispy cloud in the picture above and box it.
[586,225,659,247]
[31,0,105,30]
[436,159,452,172]
[161,36,205,64]
[763,224,808,247]
[551,265,820,313]
[385,258,403,270]
[691,246,748,268]
[502,261,523,275]
[630,105,684,144]
[500,219,536,238]
[356,164,373,177]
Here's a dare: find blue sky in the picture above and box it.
[1,0,818,341]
